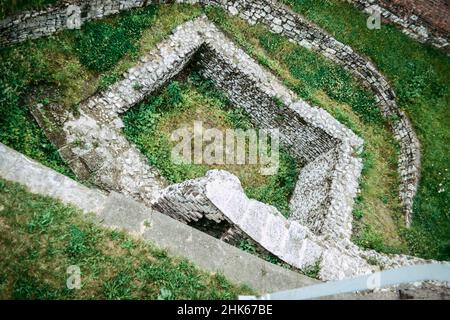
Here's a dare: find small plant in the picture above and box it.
[353,208,364,220]
[65,225,88,257]
[103,272,133,300]
[98,74,120,90]
[132,82,143,91]
[27,211,54,234]
[71,139,85,149]
[239,239,256,254]
[302,262,321,279]
[388,113,401,124]
[227,108,253,130]
[273,96,285,109]
[121,239,134,250]
[157,287,173,300]
[166,81,183,106]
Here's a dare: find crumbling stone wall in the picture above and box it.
[31,17,372,279]
[351,0,449,49]
[197,46,338,164]
[289,143,362,241]
[32,17,208,207]
[0,0,424,224]
[0,0,148,46]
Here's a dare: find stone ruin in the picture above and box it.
[0,0,423,228]
[32,16,436,281]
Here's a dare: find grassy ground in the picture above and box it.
[280,0,450,261]
[123,73,300,217]
[0,178,252,299]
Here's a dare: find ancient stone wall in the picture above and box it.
[197,46,338,164]
[0,142,320,293]
[0,0,423,224]
[0,0,147,46]
[289,143,362,241]
[194,35,364,240]
[31,17,374,279]
[32,17,209,208]
[351,0,449,49]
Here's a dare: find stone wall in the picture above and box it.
[197,46,338,164]
[195,36,364,240]
[31,16,374,279]
[351,0,449,50]
[0,0,423,224]
[0,0,148,46]
[33,16,363,237]
[0,0,436,279]
[198,20,364,242]
[289,144,362,241]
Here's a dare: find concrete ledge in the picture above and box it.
[0,142,318,293]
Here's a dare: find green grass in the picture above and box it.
[280,0,450,261]
[74,6,158,72]
[123,73,300,217]
[0,178,252,299]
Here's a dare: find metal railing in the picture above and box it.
[240,264,450,300]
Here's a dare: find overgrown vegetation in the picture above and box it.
[123,73,300,216]
[0,178,252,299]
[0,4,202,176]
[75,6,157,72]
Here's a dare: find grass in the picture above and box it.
[123,73,300,217]
[280,0,450,261]
[0,178,252,299]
